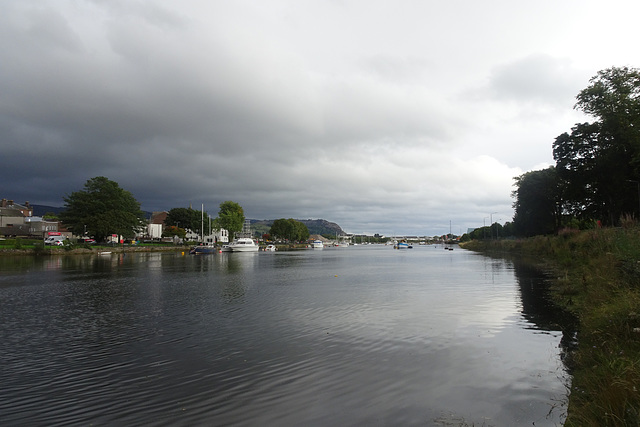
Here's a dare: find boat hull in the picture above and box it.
[190,246,217,254]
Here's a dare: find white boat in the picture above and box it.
[226,220,259,252]
[264,244,276,251]
[228,237,259,252]
[311,240,324,249]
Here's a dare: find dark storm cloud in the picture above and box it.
[2,0,639,235]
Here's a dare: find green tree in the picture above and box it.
[165,207,210,239]
[60,176,146,242]
[43,212,58,220]
[294,220,310,241]
[213,201,244,240]
[162,225,187,240]
[512,167,562,236]
[270,218,292,240]
[269,218,309,241]
[553,66,640,225]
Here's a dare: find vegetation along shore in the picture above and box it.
[461,226,640,426]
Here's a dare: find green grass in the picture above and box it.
[462,228,640,426]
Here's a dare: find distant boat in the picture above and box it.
[264,244,276,251]
[395,240,412,249]
[311,240,324,249]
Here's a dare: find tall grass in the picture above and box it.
[462,228,640,426]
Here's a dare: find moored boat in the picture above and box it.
[225,219,259,252]
[228,237,259,252]
[190,244,218,254]
[394,240,412,249]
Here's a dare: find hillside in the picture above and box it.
[31,204,65,216]
[250,219,345,237]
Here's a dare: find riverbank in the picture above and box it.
[0,242,312,256]
[461,229,640,426]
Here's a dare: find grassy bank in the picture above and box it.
[0,238,189,255]
[461,229,640,426]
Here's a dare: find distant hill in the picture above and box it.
[250,219,345,237]
[31,204,65,216]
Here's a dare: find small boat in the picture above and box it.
[395,240,413,249]
[98,251,112,255]
[264,244,276,251]
[190,244,217,254]
[311,240,324,249]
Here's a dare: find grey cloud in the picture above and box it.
[487,54,586,106]
[4,1,639,235]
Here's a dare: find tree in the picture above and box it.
[269,218,309,241]
[270,218,292,240]
[43,212,58,220]
[59,176,146,242]
[213,201,244,240]
[165,207,210,239]
[162,225,186,240]
[512,167,561,236]
[294,220,310,241]
[553,66,640,225]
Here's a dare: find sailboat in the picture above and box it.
[190,204,217,254]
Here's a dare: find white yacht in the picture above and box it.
[226,220,259,252]
[228,237,259,252]
[311,240,324,249]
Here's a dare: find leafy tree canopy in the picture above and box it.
[269,218,310,242]
[59,176,146,242]
[553,66,640,225]
[512,167,561,236]
[213,201,244,240]
[165,207,211,238]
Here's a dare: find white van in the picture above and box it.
[44,236,65,246]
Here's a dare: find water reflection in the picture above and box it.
[0,247,573,426]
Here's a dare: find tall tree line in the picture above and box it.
[512,66,640,236]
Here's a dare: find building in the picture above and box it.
[147,211,169,239]
[25,216,61,238]
[0,199,33,236]
[143,211,229,243]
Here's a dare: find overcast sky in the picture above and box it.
[2,0,638,236]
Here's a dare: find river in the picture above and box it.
[0,245,572,426]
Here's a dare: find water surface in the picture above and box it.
[0,245,571,426]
